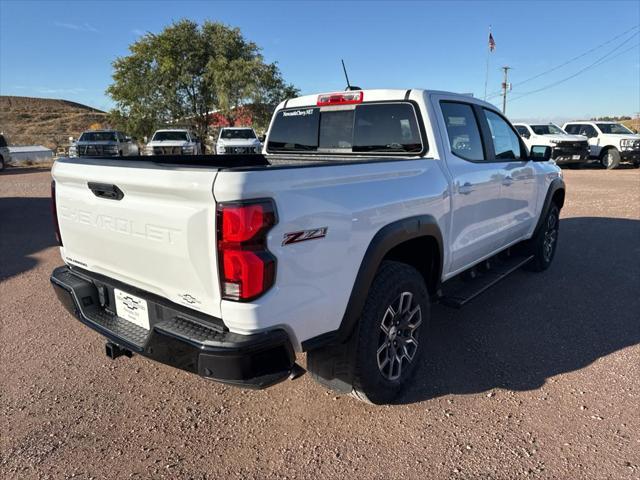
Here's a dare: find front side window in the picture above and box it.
[579,125,598,138]
[440,102,485,161]
[564,124,579,134]
[267,102,423,154]
[483,109,522,160]
[596,123,633,134]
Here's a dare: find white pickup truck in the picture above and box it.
[513,123,590,166]
[562,121,640,169]
[50,89,565,404]
[215,127,262,155]
[143,129,202,156]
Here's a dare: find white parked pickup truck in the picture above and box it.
[562,121,640,169]
[143,129,202,156]
[50,89,565,404]
[513,123,589,166]
[70,130,139,158]
[216,127,262,155]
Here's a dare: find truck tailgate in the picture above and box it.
[52,159,222,318]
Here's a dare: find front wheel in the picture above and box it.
[525,204,560,272]
[600,148,620,169]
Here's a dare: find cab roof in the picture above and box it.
[279,88,496,110]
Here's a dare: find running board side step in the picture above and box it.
[440,255,534,309]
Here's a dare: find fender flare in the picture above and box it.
[301,214,443,351]
[532,177,565,237]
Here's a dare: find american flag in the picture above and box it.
[489,32,496,52]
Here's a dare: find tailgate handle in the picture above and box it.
[88,182,124,200]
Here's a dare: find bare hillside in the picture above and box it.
[0,96,108,150]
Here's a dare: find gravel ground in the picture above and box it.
[1,166,639,479]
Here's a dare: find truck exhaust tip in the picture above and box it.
[289,363,306,381]
[105,342,133,360]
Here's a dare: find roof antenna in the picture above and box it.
[341,59,361,91]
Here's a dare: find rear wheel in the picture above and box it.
[308,261,430,404]
[600,148,620,169]
[525,204,560,272]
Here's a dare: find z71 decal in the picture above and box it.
[282,227,328,246]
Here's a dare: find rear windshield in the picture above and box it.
[267,102,424,154]
[221,129,256,139]
[79,131,116,142]
[152,131,189,141]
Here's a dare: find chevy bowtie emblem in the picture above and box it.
[122,296,140,310]
[282,227,328,246]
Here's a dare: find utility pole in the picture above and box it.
[501,66,511,114]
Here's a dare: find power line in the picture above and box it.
[509,41,640,102]
[485,25,640,99]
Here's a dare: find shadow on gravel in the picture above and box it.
[0,197,57,281]
[398,216,640,405]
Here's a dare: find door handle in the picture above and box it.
[502,176,514,186]
[458,182,474,195]
[88,182,124,200]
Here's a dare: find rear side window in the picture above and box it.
[440,102,485,161]
[267,103,423,154]
[483,109,522,160]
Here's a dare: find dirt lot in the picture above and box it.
[1,166,639,479]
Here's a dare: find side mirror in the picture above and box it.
[143,136,148,143]
[258,135,265,142]
[125,136,132,142]
[530,145,552,161]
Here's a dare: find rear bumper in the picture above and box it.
[50,266,296,389]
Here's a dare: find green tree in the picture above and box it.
[107,20,298,145]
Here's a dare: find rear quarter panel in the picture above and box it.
[214,159,450,348]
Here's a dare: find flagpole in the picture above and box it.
[483,26,491,101]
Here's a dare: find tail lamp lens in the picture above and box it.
[51,180,62,246]
[217,200,276,301]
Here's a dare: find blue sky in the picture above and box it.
[1,0,639,122]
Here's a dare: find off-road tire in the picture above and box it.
[525,203,560,272]
[308,261,430,404]
[600,148,620,169]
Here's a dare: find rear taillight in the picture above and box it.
[317,90,363,106]
[51,180,62,246]
[217,200,277,301]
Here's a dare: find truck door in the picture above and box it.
[437,99,506,274]
[481,108,537,244]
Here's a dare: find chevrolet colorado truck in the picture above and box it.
[514,123,589,166]
[563,121,640,169]
[50,89,565,404]
[70,130,139,157]
[215,127,262,155]
[143,129,202,156]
